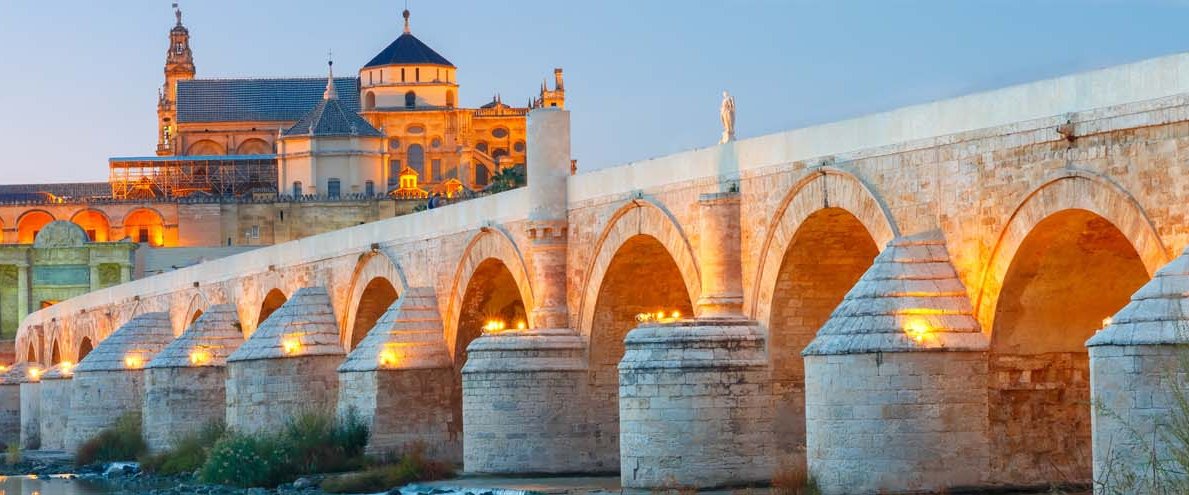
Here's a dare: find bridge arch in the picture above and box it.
[180,292,211,335]
[78,336,94,362]
[444,228,533,359]
[341,251,408,350]
[253,288,289,333]
[978,171,1162,484]
[577,199,700,343]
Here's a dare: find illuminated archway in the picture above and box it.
[123,208,166,247]
[77,337,94,362]
[588,234,694,464]
[190,310,204,325]
[444,230,534,360]
[71,209,112,242]
[25,343,35,363]
[257,289,288,330]
[236,138,271,155]
[989,209,1149,485]
[348,277,398,351]
[17,210,55,244]
[50,339,61,365]
[766,207,879,465]
[187,140,225,156]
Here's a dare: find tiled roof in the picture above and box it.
[284,97,383,138]
[0,182,110,201]
[75,312,175,373]
[802,232,989,356]
[227,287,344,362]
[176,78,362,124]
[339,287,450,373]
[364,33,454,68]
[148,304,245,368]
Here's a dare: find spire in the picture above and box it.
[323,57,338,100]
[173,2,182,27]
[403,8,411,34]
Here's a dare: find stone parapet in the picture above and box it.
[461,329,599,474]
[618,320,772,489]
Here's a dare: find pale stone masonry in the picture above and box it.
[67,312,173,452]
[804,233,991,494]
[37,363,73,451]
[337,287,457,461]
[1087,247,1189,492]
[0,363,41,447]
[226,287,343,434]
[143,304,244,452]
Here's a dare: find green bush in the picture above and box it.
[198,432,290,488]
[141,420,225,476]
[321,443,454,494]
[76,412,147,466]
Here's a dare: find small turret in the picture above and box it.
[535,68,565,109]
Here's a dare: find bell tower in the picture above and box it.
[157,3,196,156]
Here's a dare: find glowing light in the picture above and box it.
[379,346,400,367]
[27,367,41,381]
[1102,316,1113,329]
[636,310,684,324]
[282,337,302,356]
[483,320,508,333]
[124,354,145,369]
[516,320,527,330]
[59,361,74,376]
[671,311,681,319]
[189,348,212,365]
[903,317,932,344]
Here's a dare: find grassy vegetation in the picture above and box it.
[140,421,225,475]
[76,412,147,466]
[320,443,454,494]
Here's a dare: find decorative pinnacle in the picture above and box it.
[403,9,411,34]
[324,56,337,100]
[173,2,182,26]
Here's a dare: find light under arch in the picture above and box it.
[340,251,409,350]
[975,171,1167,334]
[750,167,898,325]
[71,209,112,242]
[443,228,534,360]
[577,198,701,344]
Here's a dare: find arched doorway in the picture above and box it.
[123,208,166,247]
[71,210,112,242]
[348,278,398,350]
[17,210,54,244]
[78,337,93,362]
[588,234,694,463]
[257,289,288,330]
[990,209,1149,484]
[50,339,61,365]
[767,207,878,466]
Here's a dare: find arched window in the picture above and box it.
[327,178,341,198]
[123,208,166,247]
[446,90,456,108]
[292,181,302,196]
[364,91,376,110]
[407,144,425,177]
[236,138,271,155]
[405,91,416,108]
[365,180,375,196]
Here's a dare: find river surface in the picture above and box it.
[0,475,115,495]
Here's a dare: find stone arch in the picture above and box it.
[50,338,61,365]
[187,139,225,156]
[444,228,534,360]
[340,252,409,350]
[123,207,167,247]
[180,292,210,336]
[25,342,36,363]
[256,288,288,332]
[975,171,1167,333]
[578,199,701,343]
[751,168,897,322]
[78,336,94,362]
[364,91,376,110]
[71,209,112,242]
[236,138,271,155]
[16,209,55,244]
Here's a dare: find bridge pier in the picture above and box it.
[0,363,40,448]
[803,233,991,495]
[225,287,344,434]
[1087,247,1189,492]
[67,312,174,452]
[143,304,244,452]
[338,287,459,462]
[38,363,72,451]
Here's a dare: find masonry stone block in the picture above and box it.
[20,381,39,449]
[37,364,72,451]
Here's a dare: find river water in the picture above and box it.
[0,475,114,495]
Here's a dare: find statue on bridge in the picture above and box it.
[720,90,736,144]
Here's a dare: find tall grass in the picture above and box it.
[76,412,147,466]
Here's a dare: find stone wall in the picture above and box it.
[38,377,70,451]
[805,352,990,494]
[0,384,20,446]
[338,369,459,461]
[143,366,227,452]
[19,382,39,449]
[225,356,341,434]
[66,370,145,452]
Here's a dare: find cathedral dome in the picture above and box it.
[363,10,454,69]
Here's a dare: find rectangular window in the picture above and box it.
[388,160,401,185]
[401,68,405,82]
[292,181,302,196]
[365,180,375,196]
[138,228,149,243]
[415,68,420,81]
[369,72,373,85]
[328,178,341,198]
[432,159,442,181]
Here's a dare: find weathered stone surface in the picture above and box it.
[148,303,244,368]
[38,363,73,451]
[462,329,595,474]
[74,312,175,373]
[0,363,39,447]
[19,381,40,449]
[226,287,343,434]
[1087,246,1189,491]
[337,288,458,461]
[618,320,773,489]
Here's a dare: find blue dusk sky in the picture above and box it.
[0,1,1186,184]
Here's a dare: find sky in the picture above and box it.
[0,1,1188,184]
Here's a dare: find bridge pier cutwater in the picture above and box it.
[17,54,1189,493]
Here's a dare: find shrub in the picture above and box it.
[141,420,225,476]
[76,412,147,466]
[281,408,369,474]
[198,432,290,488]
[321,442,454,494]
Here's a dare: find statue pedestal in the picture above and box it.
[618,319,774,489]
[462,329,605,474]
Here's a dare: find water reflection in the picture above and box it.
[0,475,112,495]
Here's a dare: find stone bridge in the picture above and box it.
[16,53,1189,493]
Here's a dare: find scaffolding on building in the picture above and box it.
[108,155,278,200]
